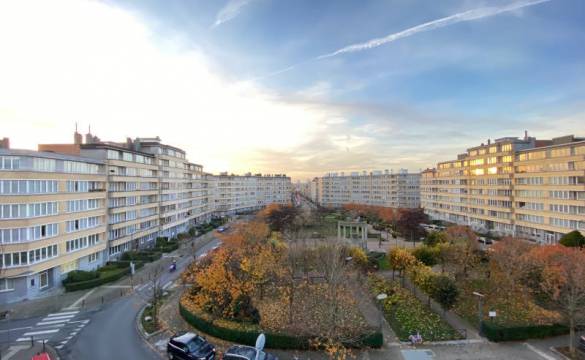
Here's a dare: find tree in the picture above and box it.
[430,275,459,313]
[445,226,479,280]
[149,264,165,329]
[424,231,447,247]
[489,237,535,303]
[412,246,439,267]
[388,248,416,283]
[263,205,301,232]
[528,245,585,356]
[396,208,428,246]
[559,230,585,248]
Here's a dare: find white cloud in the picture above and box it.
[0,0,336,175]
[213,0,255,28]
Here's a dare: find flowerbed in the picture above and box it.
[368,275,463,341]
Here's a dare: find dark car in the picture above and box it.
[167,332,216,360]
[222,345,278,360]
[579,335,585,352]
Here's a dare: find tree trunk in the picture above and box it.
[569,315,575,356]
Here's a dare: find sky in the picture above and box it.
[0,0,583,181]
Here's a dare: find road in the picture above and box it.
[0,235,220,360]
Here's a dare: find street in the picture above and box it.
[0,234,219,360]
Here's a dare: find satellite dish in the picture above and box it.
[255,333,266,351]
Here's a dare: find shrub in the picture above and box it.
[63,270,98,284]
[429,275,459,312]
[180,300,382,349]
[63,267,129,292]
[424,232,447,247]
[481,322,568,342]
[559,230,585,248]
[412,246,439,266]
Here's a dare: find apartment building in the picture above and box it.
[209,172,291,216]
[0,149,107,303]
[421,134,585,244]
[1,132,291,303]
[311,169,420,208]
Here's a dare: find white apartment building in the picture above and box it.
[311,169,420,208]
[421,134,585,244]
[1,133,291,303]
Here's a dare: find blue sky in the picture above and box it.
[0,0,583,179]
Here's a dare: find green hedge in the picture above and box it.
[62,261,144,292]
[481,322,568,342]
[179,302,383,349]
[121,250,162,262]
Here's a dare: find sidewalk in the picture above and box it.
[379,270,481,341]
[0,232,217,321]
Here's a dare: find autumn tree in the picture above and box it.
[488,237,535,303]
[445,226,479,280]
[429,275,459,314]
[388,248,416,282]
[396,208,428,246]
[424,231,447,247]
[527,246,585,356]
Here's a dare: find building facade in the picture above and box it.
[0,133,291,303]
[310,170,420,208]
[0,149,107,303]
[421,134,585,244]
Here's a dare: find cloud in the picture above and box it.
[262,0,551,78]
[317,0,551,59]
[213,0,256,28]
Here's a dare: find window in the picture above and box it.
[0,156,20,170]
[88,252,99,263]
[0,278,14,292]
[32,158,56,172]
[66,216,101,233]
[0,202,57,219]
[107,150,120,160]
[39,271,49,289]
[0,245,57,268]
[123,152,133,162]
[64,161,100,174]
[0,180,58,195]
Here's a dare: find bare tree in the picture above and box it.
[149,264,165,329]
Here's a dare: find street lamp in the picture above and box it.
[473,291,485,336]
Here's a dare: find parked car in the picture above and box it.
[167,332,216,360]
[579,335,585,352]
[222,345,278,360]
[478,237,493,245]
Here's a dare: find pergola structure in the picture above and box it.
[337,220,368,250]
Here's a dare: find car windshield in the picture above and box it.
[187,337,205,352]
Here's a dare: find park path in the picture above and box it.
[348,274,400,347]
[378,270,481,340]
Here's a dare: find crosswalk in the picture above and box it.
[12,310,90,350]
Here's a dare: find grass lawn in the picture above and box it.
[369,275,463,341]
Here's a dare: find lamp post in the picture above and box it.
[376,293,388,331]
[473,291,485,336]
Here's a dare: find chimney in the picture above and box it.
[524,130,528,141]
[487,139,491,145]
[0,137,9,149]
[73,123,82,145]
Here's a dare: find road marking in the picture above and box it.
[524,343,557,360]
[55,345,64,349]
[0,326,32,333]
[47,311,79,317]
[37,319,71,326]
[42,314,75,321]
[103,285,132,288]
[162,281,172,290]
[3,345,28,360]
[136,283,148,291]
[66,288,97,309]
[22,329,60,336]
[69,319,90,324]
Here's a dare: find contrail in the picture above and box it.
[213,0,254,28]
[261,0,550,78]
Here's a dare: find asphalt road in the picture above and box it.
[58,237,220,360]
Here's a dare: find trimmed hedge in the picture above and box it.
[481,322,569,342]
[62,261,144,292]
[121,250,162,262]
[179,302,383,349]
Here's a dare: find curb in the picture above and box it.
[135,302,166,359]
